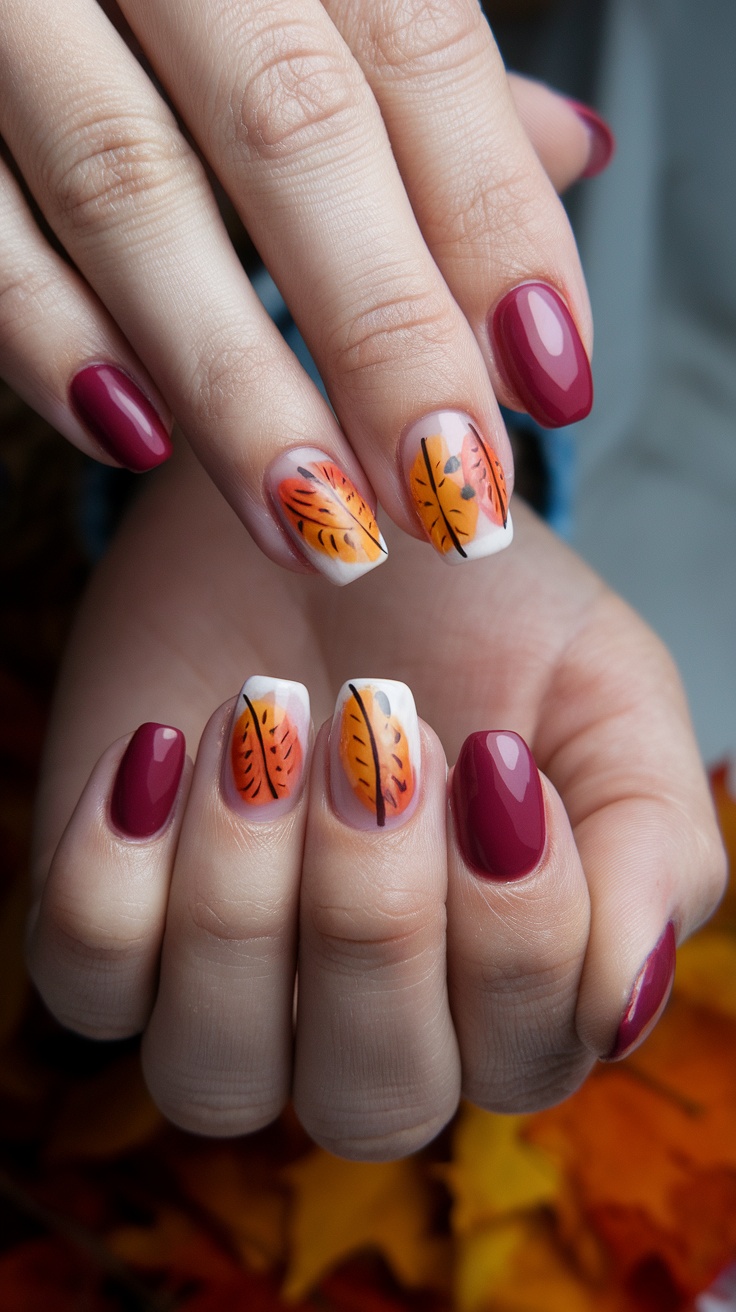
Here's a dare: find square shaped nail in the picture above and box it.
[402,411,512,563]
[267,448,388,585]
[330,678,420,830]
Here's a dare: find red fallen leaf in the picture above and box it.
[0,1238,112,1312]
[178,1269,312,1311]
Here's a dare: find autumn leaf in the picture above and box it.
[173,1145,289,1272]
[439,1106,561,1235]
[277,462,386,565]
[45,1052,162,1163]
[461,425,508,529]
[282,1152,449,1303]
[409,434,479,557]
[339,684,415,826]
[232,694,303,807]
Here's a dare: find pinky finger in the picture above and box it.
[0,153,172,471]
[27,723,188,1039]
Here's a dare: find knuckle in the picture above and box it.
[431,165,540,259]
[308,887,439,969]
[0,267,58,352]
[222,21,364,165]
[46,114,189,234]
[362,0,488,77]
[187,890,289,951]
[329,283,457,379]
[184,322,274,428]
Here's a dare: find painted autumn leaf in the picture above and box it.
[231,695,303,806]
[277,462,386,565]
[461,425,508,529]
[339,684,414,826]
[409,434,479,556]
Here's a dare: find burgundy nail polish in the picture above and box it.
[452,730,545,879]
[607,923,676,1061]
[567,99,616,178]
[491,283,593,428]
[70,364,172,472]
[110,723,185,839]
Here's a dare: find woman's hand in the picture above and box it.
[0,0,610,583]
[29,447,721,1161]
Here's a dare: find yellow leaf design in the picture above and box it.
[277,461,386,564]
[339,684,415,826]
[409,433,479,556]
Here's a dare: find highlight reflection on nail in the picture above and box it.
[229,676,310,819]
[269,447,387,585]
[403,411,512,563]
[330,679,420,830]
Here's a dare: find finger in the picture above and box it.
[0,153,172,470]
[115,0,515,564]
[537,598,728,1061]
[447,730,593,1112]
[294,681,460,1161]
[0,0,387,584]
[507,74,615,194]
[27,723,187,1038]
[141,677,311,1136]
[324,1,597,426]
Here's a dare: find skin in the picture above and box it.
[27,447,727,1159]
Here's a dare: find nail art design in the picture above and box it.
[331,679,420,830]
[403,412,513,563]
[269,448,387,585]
[70,363,172,472]
[229,676,310,818]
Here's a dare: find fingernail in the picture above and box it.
[607,922,676,1061]
[490,284,593,428]
[567,99,616,178]
[227,676,310,818]
[267,448,387,585]
[330,679,420,830]
[70,363,172,472]
[452,730,545,879]
[110,723,185,838]
[402,411,513,563]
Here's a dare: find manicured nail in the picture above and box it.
[69,363,172,472]
[267,448,387,585]
[330,679,420,830]
[110,723,185,839]
[607,923,676,1061]
[402,411,513,563]
[227,676,310,818]
[491,284,593,428]
[567,99,616,177]
[452,730,545,879]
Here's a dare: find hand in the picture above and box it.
[0,0,609,583]
[30,448,721,1161]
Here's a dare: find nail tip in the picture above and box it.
[568,100,617,177]
[605,922,677,1061]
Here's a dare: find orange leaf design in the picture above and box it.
[231,695,303,806]
[339,684,415,826]
[409,434,479,557]
[277,462,386,565]
[461,424,508,528]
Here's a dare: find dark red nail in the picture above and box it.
[70,364,172,472]
[567,99,616,178]
[110,723,185,839]
[452,730,545,879]
[490,283,593,428]
[607,923,676,1061]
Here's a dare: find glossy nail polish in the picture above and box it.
[267,448,387,585]
[491,283,593,428]
[110,723,185,838]
[70,364,172,472]
[452,730,545,879]
[402,411,513,563]
[330,679,420,830]
[227,675,311,819]
[567,99,616,177]
[607,923,677,1061]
